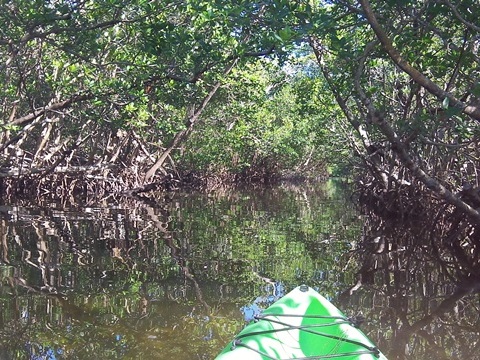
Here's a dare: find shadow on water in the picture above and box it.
[0,181,479,359]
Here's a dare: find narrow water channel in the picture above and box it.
[0,181,478,359]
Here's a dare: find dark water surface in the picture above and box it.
[0,181,479,359]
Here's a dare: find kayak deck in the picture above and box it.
[215,285,387,359]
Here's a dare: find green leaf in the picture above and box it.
[442,97,449,109]
[274,33,284,43]
[278,26,293,41]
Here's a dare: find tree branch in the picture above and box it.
[442,0,480,33]
[11,93,95,126]
[144,59,239,182]
[358,0,480,122]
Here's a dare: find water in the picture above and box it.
[0,181,479,359]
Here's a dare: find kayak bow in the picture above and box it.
[215,285,387,359]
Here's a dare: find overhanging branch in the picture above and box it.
[11,93,95,126]
[358,0,480,122]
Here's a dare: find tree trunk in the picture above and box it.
[144,59,238,183]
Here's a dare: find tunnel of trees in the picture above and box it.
[1,3,480,358]
[1,0,479,230]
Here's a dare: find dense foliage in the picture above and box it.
[0,0,333,195]
[182,57,341,182]
[1,0,479,224]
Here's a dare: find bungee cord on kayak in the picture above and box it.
[256,313,366,327]
[215,286,388,359]
[230,313,381,359]
[230,340,380,360]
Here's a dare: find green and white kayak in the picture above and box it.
[215,285,388,359]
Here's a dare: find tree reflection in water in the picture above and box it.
[344,192,480,360]
[0,184,479,359]
[0,185,353,359]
